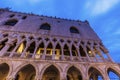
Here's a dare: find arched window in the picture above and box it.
[70,27,79,34]
[40,23,51,30]
[4,19,18,26]
[107,68,120,80]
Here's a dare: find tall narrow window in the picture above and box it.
[4,19,18,26]
[70,27,79,34]
[16,41,26,53]
[40,23,51,30]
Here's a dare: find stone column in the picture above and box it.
[103,73,110,80]
[69,46,73,60]
[82,73,89,80]
[32,44,39,58]
[20,42,30,57]
[83,45,91,62]
[9,42,20,57]
[97,47,105,62]
[6,74,16,80]
[60,72,67,80]
[52,47,55,60]
[42,46,47,59]
[90,43,98,62]
[106,53,113,62]
[76,48,82,61]
[61,45,64,60]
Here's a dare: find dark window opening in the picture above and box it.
[22,16,27,19]
[108,68,120,80]
[4,19,18,26]
[47,43,53,48]
[53,38,57,42]
[21,35,25,39]
[60,39,64,43]
[72,45,78,56]
[55,44,61,55]
[29,36,34,40]
[45,38,49,41]
[36,42,44,54]
[64,44,70,56]
[40,23,51,30]
[26,42,35,53]
[7,41,17,52]
[3,34,8,37]
[79,46,86,57]
[9,14,15,18]
[0,39,8,51]
[70,27,79,34]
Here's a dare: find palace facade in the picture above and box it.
[0,8,120,80]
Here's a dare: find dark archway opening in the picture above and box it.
[107,68,120,80]
[67,66,82,80]
[0,63,9,80]
[14,64,36,80]
[89,67,103,80]
[42,65,60,80]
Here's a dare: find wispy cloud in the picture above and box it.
[85,0,120,16]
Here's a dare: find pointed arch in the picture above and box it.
[14,64,36,80]
[67,66,83,80]
[7,39,17,52]
[63,44,70,56]
[86,46,93,57]
[107,67,120,80]
[26,41,36,53]
[0,38,8,51]
[55,43,62,59]
[46,42,53,55]
[42,65,60,80]
[25,41,36,58]
[0,63,10,80]
[71,45,78,56]
[79,45,86,57]
[16,40,27,54]
[88,67,104,80]
[36,42,44,55]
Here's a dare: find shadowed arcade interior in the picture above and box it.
[67,66,82,80]
[0,63,9,80]
[14,64,36,80]
[42,65,60,80]
[88,67,103,80]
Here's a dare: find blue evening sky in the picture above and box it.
[0,0,120,62]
